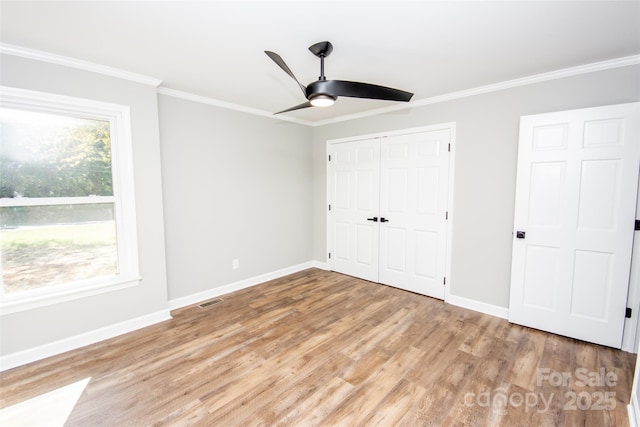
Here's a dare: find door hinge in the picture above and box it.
[328,252,331,259]
[445,211,449,220]
[443,277,446,285]
[328,154,332,162]
[448,143,451,152]
[626,307,633,318]
[328,204,331,211]
[635,220,640,231]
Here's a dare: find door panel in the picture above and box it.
[379,130,450,298]
[387,168,408,212]
[328,139,380,282]
[570,250,612,319]
[509,103,640,348]
[385,227,407,272]
[528,162,565,227]
[577,159,621,230]
[417,167,439,215]
[355,224,375,265]
[334,222,351,261]
[415,230,438,279]
[522,245,560,311]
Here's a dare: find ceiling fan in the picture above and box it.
[265,41,414,114]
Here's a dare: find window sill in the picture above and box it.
[0,276,142,315]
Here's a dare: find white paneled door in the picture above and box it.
[379,131,450,298]
[328,138,380,283]
[509,103,640,348]
[328,127,451,299]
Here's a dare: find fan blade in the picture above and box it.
[274,101,313,115]
[264,51,306,96]
[319,80,413,102]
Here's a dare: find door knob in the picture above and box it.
[366,217,378,222]
[380,217,389,223]
[516,231,526,239]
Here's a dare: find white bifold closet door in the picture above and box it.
[328,128,450,299]
[509,103,640,348]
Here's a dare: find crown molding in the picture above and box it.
[3,42,637,126]
[157,87,313,126]
[311,54,640,127]
[160,54,639,127]
[0,43,163,87]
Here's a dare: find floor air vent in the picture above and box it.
[199,298,223,308]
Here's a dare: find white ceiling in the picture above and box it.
[1,1,639,124]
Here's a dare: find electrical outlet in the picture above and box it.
[232,259,239,270]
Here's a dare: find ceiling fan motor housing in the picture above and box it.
[307,80,337,101]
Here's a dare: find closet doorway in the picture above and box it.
[327,124,454,299]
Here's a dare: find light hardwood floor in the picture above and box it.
[0,268,636,426]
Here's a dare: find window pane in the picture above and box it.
[1,204,119,295]
[0,108,113,198]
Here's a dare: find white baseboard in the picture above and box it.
[446,294,509,319]
[0,309,172,372]
[168,261,317,310]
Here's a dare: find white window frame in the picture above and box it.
[0,86,140,314]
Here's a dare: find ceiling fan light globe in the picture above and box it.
[309,94,336,107]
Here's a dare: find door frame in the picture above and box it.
[623,173,640,353]
[326,122,456,302]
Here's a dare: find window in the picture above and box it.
[0,86,139,313]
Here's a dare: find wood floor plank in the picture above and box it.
[321,345,426,426]
[360,379,429,427]
[0,268,635,426]
[274,376,355,427]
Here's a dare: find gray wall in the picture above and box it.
[312,64,640,309]
[158,96,313,300]
[0,54,170,355]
